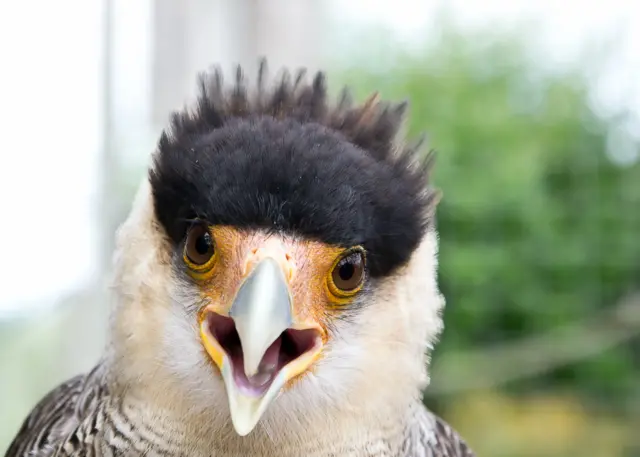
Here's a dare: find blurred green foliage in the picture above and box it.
[335,27,640,457]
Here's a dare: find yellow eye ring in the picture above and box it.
[326,247,366,302]
[183,223,218,278]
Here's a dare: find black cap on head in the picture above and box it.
[150,61,439,277]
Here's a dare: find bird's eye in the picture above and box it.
[184,224,216,270]
[329,250,366,297]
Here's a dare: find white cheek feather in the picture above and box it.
[161,301,232,414]
[161,299,207,387]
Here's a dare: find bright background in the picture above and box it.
[1,1,639,455]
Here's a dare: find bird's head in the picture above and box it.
[108,62,444,439]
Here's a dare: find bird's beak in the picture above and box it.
[199,243,324,436]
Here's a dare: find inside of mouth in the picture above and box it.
[207,313,319,397]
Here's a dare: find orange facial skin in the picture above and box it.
[190,225,363,388]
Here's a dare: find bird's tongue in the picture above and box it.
[247,336,282,386]
[233,336,282,396]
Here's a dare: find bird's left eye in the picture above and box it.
[328,249,366,298]
[184,224,216,270]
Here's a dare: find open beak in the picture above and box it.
[199,246,324,436]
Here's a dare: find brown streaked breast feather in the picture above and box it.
[425,412,475,457]
[4,364,106,457]
[401,404,476,457]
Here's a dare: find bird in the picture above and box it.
[5,61,475,457]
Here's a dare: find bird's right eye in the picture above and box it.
[184,224,216,272]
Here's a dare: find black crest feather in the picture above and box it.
[150,60,439,277]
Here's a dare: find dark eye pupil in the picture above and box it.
[195,233,211,255]
[339,262,355,280]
